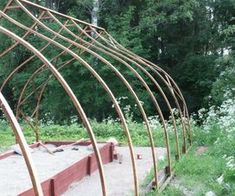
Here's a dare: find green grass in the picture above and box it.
[138,122,235,195]
[147,187,183,196]
[155,124,235,196]
[173,150,228,195]
[0,119,172,149]
[144,149,235,196]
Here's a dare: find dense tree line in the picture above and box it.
[0,0,234,123]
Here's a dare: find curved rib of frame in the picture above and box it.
[0,1,191,192]
[143,60,192,146]
[0,92,43,196]
[89,31,190,151]
[19,56,161,188]
[99,33,192,146]
[11,0,187,129]
[65,19,181,160]
[41,13,182,159]
[0,18,69,92]
[98,34,189,151]
[8,4,178,185]
[47,11,175,167]
[57,18,179,162]
[15,35,99,121]
[102,35,189,150]
[15,41,76,120]
[0,8,140,195]
[98,32,187,116]
[50,14,175,169]
[5,0,104,32]
[39,8,174,174]
[13,0,183,155]
[0,26,107,196]
[108,38,190,130]
[104,35,192,146]
[19,45,163,188]
[32,11,174,182]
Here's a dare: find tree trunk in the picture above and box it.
[91,0,99,27]
[45,0,53,9]
[45,0,60,11]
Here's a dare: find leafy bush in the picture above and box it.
[190,93,235,194]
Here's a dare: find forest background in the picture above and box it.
[0,0,234,123]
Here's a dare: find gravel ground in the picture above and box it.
[0,144,99,196]
[63,147,166,196]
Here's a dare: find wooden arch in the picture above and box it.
[0,1,192,195]
[0,91,43,195]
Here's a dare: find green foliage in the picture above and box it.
[0,0,235,122]
[71,0,235,116]
[210,56,235,105]
[100,0,234,114]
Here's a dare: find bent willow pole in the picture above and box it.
[0,0,192,195]
[99,32,192,147]
[0,26,108,196]
[0,92,43,196]
[0,8,139,194]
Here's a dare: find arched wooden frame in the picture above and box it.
[1,3,174,185]
[38,6,192,152]
[0,26,108,196]
[0,11,161,189]
[76,27,192,149]
[0,92,43,196]
[2,2,173,185]
[100,33,192,147]
[1,9,140,195]
[0,0,192,195]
